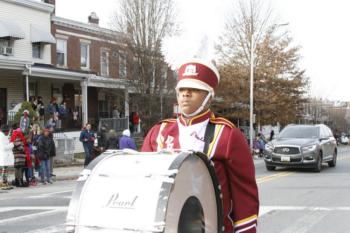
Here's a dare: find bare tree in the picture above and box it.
[112,0,178,128]
[215,0,309,126]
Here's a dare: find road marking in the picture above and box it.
[259,205,350,217]
[0,206,68,224]
[25,224,66,233]
[256,171,295,184]
[0,206,68,212]
[39,190,73,196]
[338,155,350,161]
[28,190,73,199]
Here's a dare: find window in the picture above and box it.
[0,39,10,47]
[119,52,126,79]
[56,39,67,66]
[100,50,109,76]
[32,43,41,59]
[80,43,90,69]
[0,39,12,56]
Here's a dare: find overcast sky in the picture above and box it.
[52,0,350,101]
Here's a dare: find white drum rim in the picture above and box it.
[154,152,224,233]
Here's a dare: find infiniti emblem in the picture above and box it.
[282,148,290,152]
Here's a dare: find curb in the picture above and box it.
[54,175,79,182]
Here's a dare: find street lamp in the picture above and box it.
[249,22,289,153]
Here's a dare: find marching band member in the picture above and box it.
[142,59,259,233]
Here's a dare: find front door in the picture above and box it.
[0,88,7,127]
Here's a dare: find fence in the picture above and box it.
[7,111,16,126]
[98,117,129,132]
[53,134,76,164]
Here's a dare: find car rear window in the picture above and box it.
[279,126,319,138]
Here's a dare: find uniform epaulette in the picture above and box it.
[210,117,235,129]
[158,118,177,124]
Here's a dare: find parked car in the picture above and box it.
[263,124,337,172]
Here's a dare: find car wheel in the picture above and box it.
[314,153,322,172]
[328,150,337,167]
[266,165,276,171]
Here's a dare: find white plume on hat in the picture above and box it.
[161,0,225,70]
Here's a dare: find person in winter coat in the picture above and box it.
[106,129,119,150]
[119,129,137,150]
[48,127,56,177]
[0,125,14,190]
[97,125,108,150]
[20,110,30,134]
[10,128,30,187]
[79,123,95,167]
[38,128,54,184]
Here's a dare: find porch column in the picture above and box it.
[81,78,88,126]
[124,86,129,117]
[25,74,29,101]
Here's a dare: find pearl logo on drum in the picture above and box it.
[104,193,138,209]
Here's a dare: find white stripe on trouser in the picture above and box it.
[236,224,257,233]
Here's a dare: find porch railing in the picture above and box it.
[98,117,129,132]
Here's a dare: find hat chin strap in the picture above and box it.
[181,92,212,118]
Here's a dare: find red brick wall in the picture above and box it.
[52,23,122,78]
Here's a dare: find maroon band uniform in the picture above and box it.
[142,109,259,233]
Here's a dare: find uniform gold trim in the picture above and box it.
[234,214,258,226]
[207,125,223,157]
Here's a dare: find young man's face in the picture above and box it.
[177,88,209,115]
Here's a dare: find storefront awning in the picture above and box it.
[31,24,56,44]
[0,21,25,39]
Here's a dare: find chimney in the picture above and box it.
[42,0,55,14]
[88,12,99,26]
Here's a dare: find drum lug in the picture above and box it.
[77,169,91,181]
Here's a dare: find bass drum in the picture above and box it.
[66,150,223,233]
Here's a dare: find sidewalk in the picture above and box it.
[6,165,84,184]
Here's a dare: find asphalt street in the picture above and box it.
[256,145,350,233]
[0,146,349,233]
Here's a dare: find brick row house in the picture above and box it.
[50,9,131,129]
[0,0,132,130]
[0,0,175,133]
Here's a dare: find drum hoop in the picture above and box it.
[154,151,224,233]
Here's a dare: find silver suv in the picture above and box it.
[264,124,337,172]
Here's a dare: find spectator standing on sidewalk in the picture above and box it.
[106,129,119,150]
[97,124,108,151]
[37,96,45,127]
[79,123,95,167]
[0,125,14,190]
[48,127,56,177]
[20,110,30,134]
[38,128,54,184]
[10,127,30,187]
[119,129,137,150]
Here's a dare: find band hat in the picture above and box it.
[176,58,220,95]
